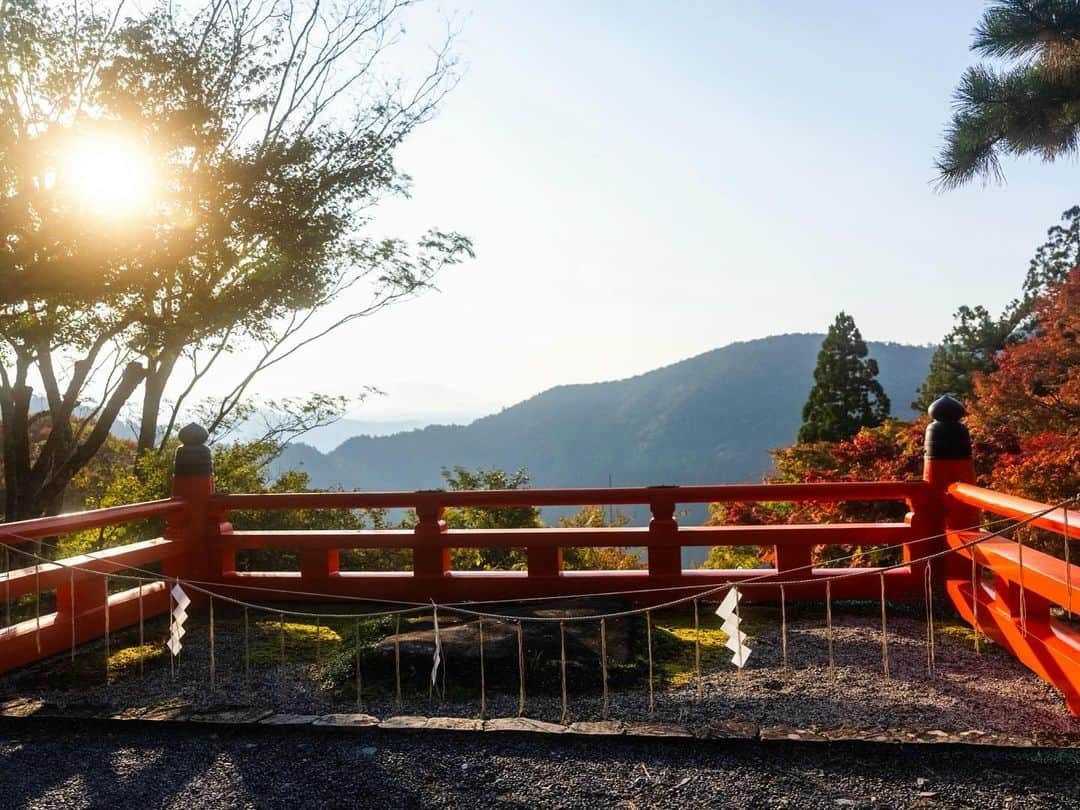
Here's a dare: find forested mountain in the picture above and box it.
[276,334,933,494]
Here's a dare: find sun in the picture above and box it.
[60,132,156,218]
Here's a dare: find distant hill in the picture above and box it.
[276,334,933,495]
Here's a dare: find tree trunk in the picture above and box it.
[136,350,179,459]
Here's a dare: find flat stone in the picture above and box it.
[484,717,567,734]
[111,707,150,720]
[567,720,624,736]
[760,725,826,742]
[259,713,319,726]
[139,701,192,721]
[378,715,429,730]
[312,713,380,728]
[0,698,43,717]
[188,709,274,724]
[704,721,759,740]
[1033,732,1080,748]
[426,717,485,732]
[623,722,694,738]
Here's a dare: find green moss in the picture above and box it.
[248,620,343,666]
[108,643,165,678]
[650,608,734,686]
[934,619,994,646]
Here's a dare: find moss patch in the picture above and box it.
[248,620,343,666]
[650,608,733,686]
[108,644,166,679]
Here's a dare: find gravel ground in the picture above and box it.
[4,603,1078,736]
[2,716,1079,809]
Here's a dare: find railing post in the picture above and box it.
[164,424,219,583]
[920,396,977,579]
[648,488,681,578]
[413,493,449,578]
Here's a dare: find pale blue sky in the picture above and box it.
[215,1,1080,420]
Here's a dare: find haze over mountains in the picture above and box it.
[276,334,933,494]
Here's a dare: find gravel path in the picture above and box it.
[2,716,1078,809]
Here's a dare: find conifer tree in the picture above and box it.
[799,313,890,443]
[937,0,1080,187]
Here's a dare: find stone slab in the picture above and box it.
[0,698,44,718]
[484,717,567,734]
[623,722,694,738]
[136,702,192,721]
[426,717,485,732]
[759,726,827,742]
[378,715,429,730]
[704,721,759,740]
[567,721,625,736]
[259,714,319,726]
[312,713,381,728]
[188,709,275,724]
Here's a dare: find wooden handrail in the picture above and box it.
[0,499,185,543]
[947,482,1080,537]
[220,522,912,551]
[213,480,926,511]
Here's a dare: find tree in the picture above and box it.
[557,505,643,570]
[969,267,1080,437]
[936,0,1080,187]
[0,0,471,520]
[913,305,1018,410]
[914,206,1080,410]
[798,312,890,443]
[438,466,543,571]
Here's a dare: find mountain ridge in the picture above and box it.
[276,333,933,493]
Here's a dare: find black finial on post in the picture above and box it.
[924,395,971,460]
[174,423,212,476]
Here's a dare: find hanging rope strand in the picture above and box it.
[600,618,609,720]
[138,582,145,678]
[478,617,487,720]
[168,584,175,681]
[355,618,363,712]
[1065,504,1073,620]
[279,611,286,692]
[924,564,936,678]
[394,614,402,710]
[1017,528,1028,636]
[779,583,788,670]
[4,544,10,628]
[645,609,655,716]
[516,620,526,717]
[559,620,570,726]
[34,551,41,655]
[103,575,110,685]
[825,580,835,676]
[879,573,889,679]
[69,568,76,663]
[971,554,981,654]
[208,596,216,690]
[693,598,702,701]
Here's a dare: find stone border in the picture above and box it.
[1,697,1077,748]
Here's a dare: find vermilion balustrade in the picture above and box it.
[1,400,1079,715]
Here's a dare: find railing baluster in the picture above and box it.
[413,493,449,578]
[647,488,680,578]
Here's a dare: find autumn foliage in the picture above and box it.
[710,268,1080,564]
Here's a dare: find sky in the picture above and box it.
[210,1,1080,422]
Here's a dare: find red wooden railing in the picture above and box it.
[1,397,1079,715]
[942,484,1080,713]
[209,480,926,604]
